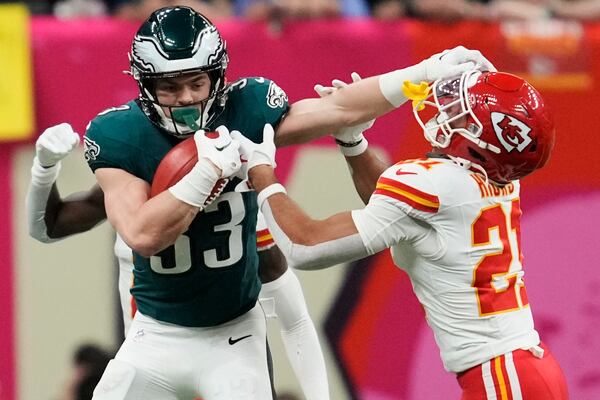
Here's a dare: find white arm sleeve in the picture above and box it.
[260,193,432,271]
[260,200,368,271]
[26,157,61,243]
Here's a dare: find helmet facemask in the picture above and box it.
[413,70,501,156]
[134,60,228,137]
[412,70,555,185]
[128,7,229,137]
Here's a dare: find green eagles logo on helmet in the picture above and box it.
[128,6,229,137]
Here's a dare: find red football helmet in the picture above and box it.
[413,70,555,184]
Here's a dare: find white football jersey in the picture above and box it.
[352,157,539,373]
[114,233,135,335]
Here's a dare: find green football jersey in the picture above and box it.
[84,77,289,327]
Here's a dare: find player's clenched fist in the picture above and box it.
[314,72,374,156]
[35,123,80,167]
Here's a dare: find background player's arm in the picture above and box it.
[95,168,200,257]
[258,246,287,283]
[26,123,107,242]
[43,184,106,238]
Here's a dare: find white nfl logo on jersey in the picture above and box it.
[491,112,532,153]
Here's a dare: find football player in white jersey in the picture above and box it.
[241,69,569,399]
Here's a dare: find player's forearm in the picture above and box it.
[109,190,200,257]
[250,166,367,270]
[343,148,390,204]
[27,183,60,243]
[27,160,62,243]
[96,169,198,257]
[276,64,427,148]
[47,186,107,238]
[250,166,353,243]
[258,246,288,283]
[275,76,394,147]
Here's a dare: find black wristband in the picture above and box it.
[335,138,363,148]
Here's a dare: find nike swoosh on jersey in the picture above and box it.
[228,334,252,345]
[396,170,417,176]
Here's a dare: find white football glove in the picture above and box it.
[168,126,241,208]
[194,125,242,178]
[314,72,373,156]
[421,45,497,82]
[314,72,375,146]
[231,124,277,191]
[35,123,80,167]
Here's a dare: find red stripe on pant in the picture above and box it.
[457,342,569,400]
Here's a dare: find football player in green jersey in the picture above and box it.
[27,5,495,399]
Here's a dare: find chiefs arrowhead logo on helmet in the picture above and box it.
[491,112,532,153]
[413,70,555,184]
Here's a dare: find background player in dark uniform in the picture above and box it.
[28,5,495,399]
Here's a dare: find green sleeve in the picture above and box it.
[84,112,138,175]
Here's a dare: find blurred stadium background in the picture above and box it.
[0,3,599,399]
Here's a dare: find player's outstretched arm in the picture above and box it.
[235,127,369,269]
[26,123,107,242]
[250,166,368,270]
[239,126,425,270]
[274,46,496,147]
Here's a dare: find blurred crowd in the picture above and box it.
[9,0,600,21]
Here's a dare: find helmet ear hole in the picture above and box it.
[529,139,538,152]
[468,147,486,163]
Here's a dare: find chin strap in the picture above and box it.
[447,154,490,184]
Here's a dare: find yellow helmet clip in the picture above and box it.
[402,81,431,111]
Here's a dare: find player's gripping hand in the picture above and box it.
[35,123,80,167]
[314,73,374,156]
[421,46,497,82]
[169,126,241,208]
[194,125,242,178]
[231,124,276,191]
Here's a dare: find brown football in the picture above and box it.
[150,135,228,199]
